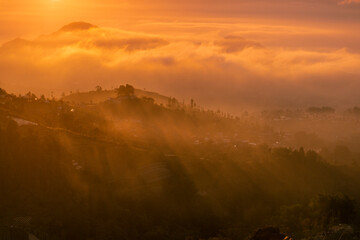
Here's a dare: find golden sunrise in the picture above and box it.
[1,1,360,240]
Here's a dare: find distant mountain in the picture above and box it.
[0,22,98,51]
[0,37,32,51]
[0,21,167,52]
[57,22,98,32]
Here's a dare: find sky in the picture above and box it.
[1,0,360,111]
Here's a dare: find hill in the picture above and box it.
[62,87,171,105]
[0,86,360,240]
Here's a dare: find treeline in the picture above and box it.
[0,86,261,147]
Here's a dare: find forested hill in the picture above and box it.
[62,86,171,105]
[0,86,360,240]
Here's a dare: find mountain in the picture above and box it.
[58,21,98,32]
[0,22,95,52]
[0,37,32,51]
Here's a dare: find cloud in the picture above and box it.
[94,38,169,51]
[214,36,263,53]
[1,22,360,111]
[339,0,360,4]
[0,23,169,52]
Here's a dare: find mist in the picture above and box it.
[1,21,360,113]
[1,1,360,239]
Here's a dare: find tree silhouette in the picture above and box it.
[95,86,103,92]
[0,88,7,95]
[116,84,135,97]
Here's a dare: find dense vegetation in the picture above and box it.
[0,86,360,240]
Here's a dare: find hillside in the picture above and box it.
[62,88,170,105]
[1,86,360,240]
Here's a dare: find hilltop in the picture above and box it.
[62,86,171,106]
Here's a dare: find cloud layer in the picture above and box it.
[1,21,360,112]
[339,0,360,4]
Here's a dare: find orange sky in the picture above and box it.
[1,0,360,110]
[1,0,360,42]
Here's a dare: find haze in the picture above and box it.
[1,0,360,111]
[2,1,360,239]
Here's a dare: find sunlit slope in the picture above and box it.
[1,87,360,239]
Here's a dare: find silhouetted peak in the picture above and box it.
[0,38,31,50]
[59,22,98,32]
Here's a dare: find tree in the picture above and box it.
[116,84,135,97]
[95,86,102,92]
[167,97,178,108]
[0,88,7,95]
[142,97,155,104]
[25,91,37,101]
[310,193,356,228]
